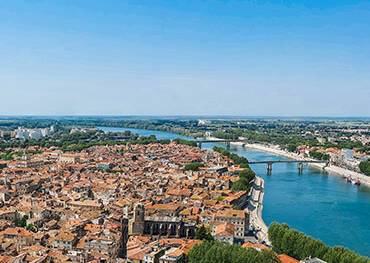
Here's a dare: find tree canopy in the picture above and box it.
[268,223,369,263]
[309,151,330,161]
[173,138,197,147]
[188,241,279,263]
[359,160,370,176]
[184,162,205,171]
[213,146,256,192]
[195,225,214,241]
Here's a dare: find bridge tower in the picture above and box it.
[298,162,304,174]
[267,162,273,175]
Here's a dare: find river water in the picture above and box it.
[99,127,370,256]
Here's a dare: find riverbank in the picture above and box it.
[232,142,370,188]
[247,176,270,245]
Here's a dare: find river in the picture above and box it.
[99,127,370,256]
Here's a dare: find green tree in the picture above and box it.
[0,151,13,160]
[287,144,298,152]
[309,151,330,161]
[14,215,28,228]
[268,223,369,263]
[359,160,370,176]
[195,225,214,241]
[173,138,197,147]
[188,241,279,263]
[213,146,256,192]
[231,177,250,191]
[184,162,204,171]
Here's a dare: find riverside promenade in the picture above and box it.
[203,137,271,244]
[246,176,270,245]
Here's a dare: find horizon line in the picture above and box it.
[0,114,370,119]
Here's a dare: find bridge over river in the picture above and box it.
[248,159,329,174]
[193,138,329,174]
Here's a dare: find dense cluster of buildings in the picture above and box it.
[0,142,263,262]
[296,146,368,172]
[273,127,370,173]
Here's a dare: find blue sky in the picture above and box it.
[1,0,369,116]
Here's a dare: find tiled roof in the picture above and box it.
[278,254,300,263]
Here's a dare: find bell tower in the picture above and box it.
[133,203,145,222]
[129,203,145,235]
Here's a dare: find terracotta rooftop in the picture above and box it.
[278,254,300,263]
[0,227,32,238]
[214,222,235,237]
[242,242,269,251]
[146,203,180,211]
[215,209,245,219]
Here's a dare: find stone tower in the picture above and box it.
[129,203,145,235]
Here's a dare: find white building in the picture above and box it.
[14,126,53,141]
[198,119,210,126]
[41,128,50,137]
[15,128,30,140]
[29,130,43,140]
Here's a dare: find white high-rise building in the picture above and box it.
[14,126,53,141]
[15,128,30,140]
[29,130,43,140]
[41,128,49,137]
